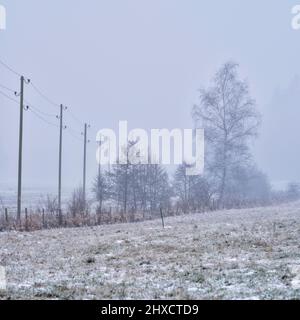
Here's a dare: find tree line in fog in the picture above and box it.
[1,62,300,230]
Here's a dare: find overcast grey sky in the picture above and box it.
[1,0,300,190]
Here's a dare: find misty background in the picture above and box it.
[1,0,300,193]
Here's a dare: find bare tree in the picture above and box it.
[147,164,172,216]
[173,163,211,213]
[193,62,260,208]
[38,194,58,214]
[173,164,191,213]
[68,187,86,218]
[106,140,171,220]
[92,169,109,223]
[107,140,139,219]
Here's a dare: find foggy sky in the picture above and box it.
[1,0,300,191]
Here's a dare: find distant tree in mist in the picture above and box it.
[193,62,261,208]
[286,182,300,201]
[68,187,87,217]
[173,163,211,213]
[93,169,110,223]
[90,63,269,221]
[0,196,4,215]
[108,140,139,218]
[224,165,271,206]
[92,141,172,221]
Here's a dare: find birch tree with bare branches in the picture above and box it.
[193,62,260,208]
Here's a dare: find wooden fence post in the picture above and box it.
[42,209,45,229]
[5,208,8,224]
[25,208,28,231]
[160,207,165,229]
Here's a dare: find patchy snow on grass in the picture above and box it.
[0,202,300,300]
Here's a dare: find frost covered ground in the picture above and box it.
[0,202,300,300]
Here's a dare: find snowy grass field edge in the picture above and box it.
[0,201,300,300]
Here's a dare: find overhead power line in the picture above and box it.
[0,88,58,127]
[0,89,19,105]
[27,106,59,128]
[67,130,83,142]
[0,83,17,94]
[67,126,83,140]
[0,59,23,77]
[0,58,94,132]
[0,85,57,119]
[24,99,57,118]
[1,58,102,226]
[30,82,60,108]
[0,82,91,141]
[67,109,85,126]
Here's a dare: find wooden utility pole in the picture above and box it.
[17,76,25,223]
[83,123,87,207]
[82,123,91,208]
[98,137,102,178]
[58,104,64,225]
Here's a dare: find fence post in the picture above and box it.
[160,207,165,229]
[42,208,45,229]
[58,209,63,227]
[25,208,28,231]
[5,208,8,224]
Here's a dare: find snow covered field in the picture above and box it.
[0,202,300,300]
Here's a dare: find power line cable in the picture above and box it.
[66,109,85,126]
[68,126,83,139]
[27,106,59,128]
[0,82,58,117]
[24,99,57,118]
[0,90,58,128]
[0,83,17,94]
[30,82,60,108]
[66,129,83,142]
[0,59,22,77]
[0,89,19,105]
[0,59,97,141]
